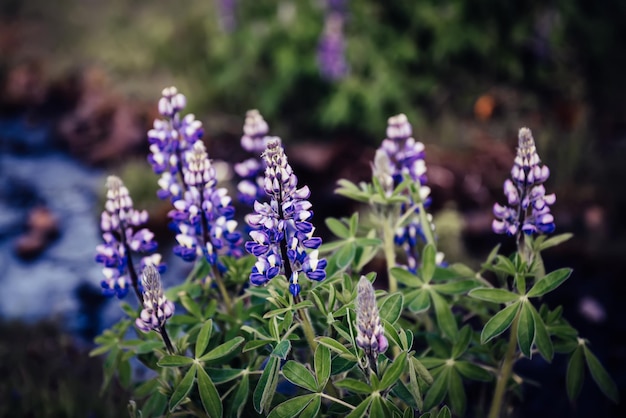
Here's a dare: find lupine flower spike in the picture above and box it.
[493,127,556,250]
[245,137,327,297]
[95,176,164,302]
[356,276,388,372]
[135,264,175,354]
[377,114,439,272]
[234,110,271,206]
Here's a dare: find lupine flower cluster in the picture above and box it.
[317,0,349,80]
[493,127,556,237]
[135,265,175,333]
[95,176,164,299]
[245,137,327,296]
[234,110,271,206]
[356,276,388,361]
[148,87,242,269]
[377,113,435,272]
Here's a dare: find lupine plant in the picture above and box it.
[92,88,618,418]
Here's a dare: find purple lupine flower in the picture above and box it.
[245,137,326,297]
[216,0,236,32]
[377,114,435,272]
[96,176,164,300]
[234,110,271,206]
[169,140,242,268]
[356,276,388,360]
[317,11,349,80]
[135,264,175,333]
[493,127,556,237]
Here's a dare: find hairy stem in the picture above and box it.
[488,311,520,418]
[159,325,176,355]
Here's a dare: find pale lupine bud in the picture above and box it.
[135,265,175,333]
[372,149,394,196]
[356,277,388,357]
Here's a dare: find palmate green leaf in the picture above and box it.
[411,357,434,385]
[399,329,414,352]
[390,267,423,287]
[179,293,203,320]
[392,380,418,409]
[334,378,372,394]
[199,336,245,362]
[316,336,357,360]
[454,361,492,382]
[407,289,431,313]
[315,345,331,390]
[283,361,318,392]
[408,358,424,410]
[517,301,536,358]
[447,368,466,417]
[421,244,437,282]
[243,340,271,353]
[527,268,572,297]
[451,326,472,359]
[331,356,357,375]
[469,288,520,304]
[335,242,357,269]
[158,355,195,367]
[430,290,458,339]
[566,345,584,401]
[299,395,321,418]
[228,373,249,418]
[345,397,372,418]
[528,303,554,362]
[379,293,404,324]
[206,368,244,384]
[369,396,386,418]
[169,364,197,412]
[326,217,350,239]
[380,352,407,390]
[142,391,167,418]
[253,356,280,414]
[195,320,213,359]
[481,301,520,344]
[423,366,450,411]
[583,345,620,403]
[538,233,573,251]
[267,394,317,418]
[135,340,165,354]
[383,319,402,349]
[491,255,517,276]
[197,366,223,418]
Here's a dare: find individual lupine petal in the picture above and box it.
[355,276,388,357]
[372,149,394,196]
[135,265,175,332]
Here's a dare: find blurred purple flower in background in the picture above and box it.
[317,0,349,80]
[234,110,271,206]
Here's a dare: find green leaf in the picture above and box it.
[334,378,372,394]
[369,396,386,418]
[197,366,223,418]
[299,395,321,418]
[411,357,434,385]
[538,233,573,251]
[451,326,472,359]
[423,367,450,411]
[169,364,197,412]
[430,290,458,339]
[179,293,203,320]
[158,355,195,367]
[469,288,520,304]
[326,218,350,239]
[481,301,520,344]
[566,346,584,401]
[243,340,271,353]
[345,397,372,418]
[199,336,245,362]
[195,320,213,359]
[314,345,331,390]
[206,368,244,384]
[229,373,249,418]
[408,359,424,410]
[283,361,318,392]
[583,345,619,403]
[390,267,423,287]
[433,279,479,295]
[336,242,356,269]
[272,340,292,360]
[316,336,357,360]
[267,394,316,418]
[142,391,167,418]
[407,289,431,313]
[454,361,492,381]
[437,406,452,418]
[517,302,536,358]
[136,341,165,354]
[379,293,404,324]
[527,268,572,298]
[380,352,407,390]
[447,368,466,416]
[421,244,437,282]
[529,303,553,362]
[253,356,280,414]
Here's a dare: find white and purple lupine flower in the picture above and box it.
[245,137,326,297]
[135,264,175,333]
[234,110,271,206]
[356,276,388,361]
[317,9,349,81]
[95,176,164,300]
[377,114,434,273]
[493,127,556,236]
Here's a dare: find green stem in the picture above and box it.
[297,306,318,352]
[212,265,233,315]
[488,312,520,418]
[382,218,398,292]
[320,393,356,410]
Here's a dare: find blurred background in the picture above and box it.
[0,0,624,416]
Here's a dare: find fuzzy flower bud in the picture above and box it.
[356,277,388,356]
[235,110,272,206]
[135,265,174,332]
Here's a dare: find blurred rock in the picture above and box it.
[14,206,59,260]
